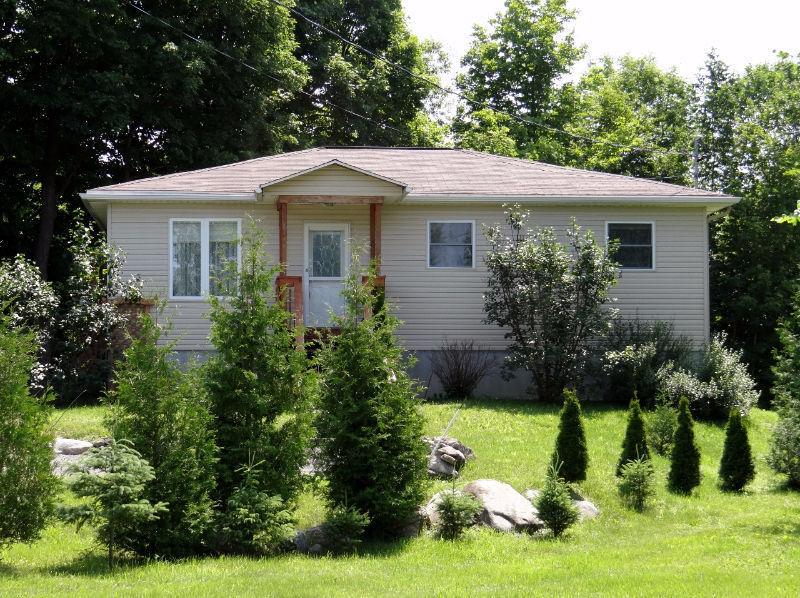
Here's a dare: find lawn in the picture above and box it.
[2,401,798,597]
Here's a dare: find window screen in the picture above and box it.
[608,223,653,270]
[429,222,473,268]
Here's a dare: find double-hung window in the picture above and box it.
[606,222,654,270]
[170,219,240,298]
[428,221,475,268]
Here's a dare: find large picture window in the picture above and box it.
[607,222,654,270]
[428,221,475,268]
[170,219,240,298]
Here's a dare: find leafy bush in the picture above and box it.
[316,267,428,537]
[217,466,295,556]
[435,490,482,540]
[618,457,656,512]
[483,207,619,402]
[603,319,692,406]
[648,401,678,456]
[616,398,650,476]
[768,414,800,488]
[668,397,701,494]
[205,223,315,551]
[107,313,217,557]
[323,506,371,554]
[535,465,578,538]
[551,389,589,483]
[429,338,495,399]
[59,440,167,569]
[719,409,755,491]
[659,334,758,420]
[0,318,59,550]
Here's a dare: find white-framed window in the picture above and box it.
[169,218,241,299]
[606,221,655,271]
[427,220,475,268]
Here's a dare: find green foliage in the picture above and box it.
[535,464,578,538]
[550,390,589,482]
[435,490,482,541]
[616,399,650,476]
[668,397,701,494]
[454,0,584,160]
[659,334,758,420]
[217,466,295,557]
[648,401,678,456]
[205,224,315,549]
[291,0,447,147]
[483,207,619,402]
[322,506,371,554]
[58,440,167,569]
[769,290,800,487]
[315,266,428,537]
[107,313,217,557]
[618,457,656,512]
[602,319,693,406]
[718,409,755,492]
[0,318,59,550]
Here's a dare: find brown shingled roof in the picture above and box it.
[87,147,734,199]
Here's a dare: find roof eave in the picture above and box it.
[80,191,258,201]
[400,194,738,210]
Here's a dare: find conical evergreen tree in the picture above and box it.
[668,396,702,494]
[550,389,589,482]
[616,398,650,476]
[719,409,755,491]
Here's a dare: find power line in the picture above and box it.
[267,0,692,159]
[127,1,402,134]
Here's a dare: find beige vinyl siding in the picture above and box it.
[265,164,403,197]
[109,202,278,350]
[108,200,710,352]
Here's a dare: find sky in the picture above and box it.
[403,0,800,83]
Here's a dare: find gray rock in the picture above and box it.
[462,479,544,533]
[422,491,448,528]
[53,437,93,455]
[439,453,457,466]
[51,453,84,476]
[423,436,474,478]
[293,525,327,553]
[437,444,466,466]
[522,489,540,503]
[427,456,458,478]
[92,437,112,448]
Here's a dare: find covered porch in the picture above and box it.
[273,194,386,331]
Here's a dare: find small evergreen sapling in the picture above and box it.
[536,464,578,538]
[323,505,371,554]
[616,398,650,476]
[435,489,482,540]
[718,409,755,491]
[668,397,701,494]
[59,441,167,569]
[648,401,678,456]
[618,457,656,512]
[550,389,589,482]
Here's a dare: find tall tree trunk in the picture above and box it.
[34,123,58,279]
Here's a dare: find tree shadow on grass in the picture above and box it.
[45,549,149,577]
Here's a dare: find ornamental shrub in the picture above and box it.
[429,338,495,399]
[616,398,650,476]
[648,400,678,456]
[323,505,371,554]
[107,313,217,557]
[551,389,589,482]
[768,414,800,488]
[603,318,692,407]
[618,457,656,512]
[536,464,578,538]
[204,223,315,551]
[435,490,482,540]
[483,207,619,402]
[316,266,428,537]
[0,318,59,550]
[59,440,167,569]
[718,409,755,491]
[668,397,701,494]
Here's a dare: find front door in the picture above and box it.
[304,223,349,327]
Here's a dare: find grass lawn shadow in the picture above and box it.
[46,549,147,577]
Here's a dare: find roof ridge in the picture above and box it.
[458,148,727,197]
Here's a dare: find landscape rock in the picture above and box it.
[293,525,328,554]
[427,456,458,478]
[51,453,84,476]
[92,437,112,448]
[462,479,544,533]
[421,490,448,529]
[423,436,475,478]
[53,437,93,455]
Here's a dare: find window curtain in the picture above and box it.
[209,221,238,295]
[172,222,201,296]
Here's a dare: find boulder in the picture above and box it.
[462,479,544,533]
[423,436,474,478]
[293,525,327,554]
[53,437,93,455]
[422,490,448,528]
[92,437,112,448]
[427,456,457,478]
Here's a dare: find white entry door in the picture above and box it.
[304,223,349,327]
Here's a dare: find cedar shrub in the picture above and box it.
[616,398,650,476]
[668,396,702,494]
[551,389,589,482]
[718,409,755,491]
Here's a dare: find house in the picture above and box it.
[81,147,737,396]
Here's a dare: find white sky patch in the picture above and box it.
[404,0,800,85]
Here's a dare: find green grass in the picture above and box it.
[4,401,799,597]
[48,405,109,440]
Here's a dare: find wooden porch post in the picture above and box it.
[278,202,287,272]
[370,202,382,273]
